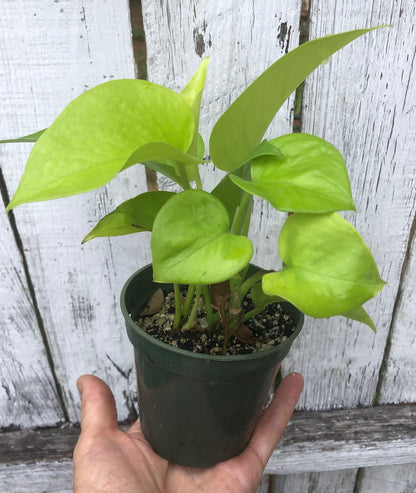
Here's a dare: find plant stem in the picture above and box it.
[231,191,251,235]
[229,275,242,302]
[182,284,196,319]
[195,169,203,190]
[182,285,202,331]
[243,306,264,322]
[239,271,265,298]
[202,285,218,331]
[222,318,239,355]
[173,283,182,331]
[175,162,191,190]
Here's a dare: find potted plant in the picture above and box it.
[2,26,385,467]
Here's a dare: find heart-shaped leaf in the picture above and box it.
[210,27,384,171]
[262,213,385,318]
[342,306,376,332]
[82,191,175,243]
[151,190,253,284]
[7,79,195,209]
[231,133,355,213]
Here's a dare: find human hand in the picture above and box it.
[73,372,303,493]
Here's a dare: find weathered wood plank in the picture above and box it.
[256,475,271,493]
[142,0,302,268]
[356,463,416,493]
[378,223,416,404]
[0,181,64,428]
[273,470,357,493]
[267,404,416,474]
[281,2,416,489]
[0,461,73,493]
[1,405,415,471]
[283,0,416,411]
[0,1,149,425]
[0,425,79,465]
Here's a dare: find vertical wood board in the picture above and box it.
[283,0,416,411]
[281,2,416,490]
[378,198,416,401]
[0,198,64,428]
[356,463,416,493]
[142,0,302,269]
[0,0,150,424]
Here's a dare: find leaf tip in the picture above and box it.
[81,233,93,244]
[5,197,17,213]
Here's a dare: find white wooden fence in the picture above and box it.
[0,1,415,491]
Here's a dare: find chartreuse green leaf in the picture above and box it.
[180,57,209,157]
[234,139,284,168]
[121,141,201,170]
[7,79,195,210]
[210,27,384,171]
[250,282,284,310]
[178,58,210,181]
[342,306,376,332]
[262,213,385,319]
[82,191,174,243]
[197,133,205,159]
[212,163,250,223]
[151,190,253,284]
[0,129,45,143]
[231,133,355,213]
[140,160,189,189]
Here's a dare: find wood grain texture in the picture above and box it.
[273,470,357,493]
[267,404,416,474]
[142,0,302,269]
[0,425,79,465]
[1,405,414,490]
[0,461,73,493]
[279,3,416,490]
[356,463,416,493]
[378,221,416,403]
[0,0,150,425]
[256,475,271,493]
[0,202,64,428]
[0,1,415,490]
[282,0,416,412]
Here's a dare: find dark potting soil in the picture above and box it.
[135,290,297,356]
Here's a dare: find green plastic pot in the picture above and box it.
[121,264,303,467]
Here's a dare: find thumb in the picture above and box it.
[77,374,118,432]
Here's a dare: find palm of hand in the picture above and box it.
[73,373,303,493]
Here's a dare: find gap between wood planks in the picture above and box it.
[374,210,416,405]
[129,1,312,195]
[130,0,158,192]
[0,168,70,425]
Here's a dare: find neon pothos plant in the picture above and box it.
[4,27,385,346]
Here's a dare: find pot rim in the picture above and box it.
[120,264,304,363]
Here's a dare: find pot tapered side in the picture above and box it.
[121,264,303,467]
